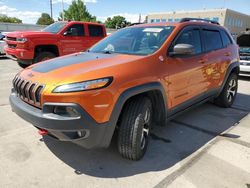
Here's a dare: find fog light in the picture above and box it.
[77,130,86,138]
[53,106,80,117]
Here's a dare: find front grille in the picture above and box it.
[8,44,17,49]
[12,75,45,108]
[240,61,250,66]
[6,37,16,41]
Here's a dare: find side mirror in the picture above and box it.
[169,44,195,57]
[63,31,70,36]
[63,28,78,36]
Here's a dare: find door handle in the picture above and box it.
[224,52,231,57]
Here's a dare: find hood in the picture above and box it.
[6,31,53,38]
[21,52,146,85]
[237,33,250,47]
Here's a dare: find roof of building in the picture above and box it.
[148,8,250,17]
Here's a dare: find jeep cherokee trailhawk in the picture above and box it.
[10,18,239,160]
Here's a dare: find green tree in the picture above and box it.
[105,16,130,29]
[0,14,22,23]
[36,13,54,25]
[59,0,96,22]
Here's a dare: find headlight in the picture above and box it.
[53,77,113,93]
[16,38,28,43]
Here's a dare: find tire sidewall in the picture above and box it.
[223,73,238,107]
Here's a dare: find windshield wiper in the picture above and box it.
[102,50,114,54]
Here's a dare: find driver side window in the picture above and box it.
[175,29,202,55]
[66,24,85,36]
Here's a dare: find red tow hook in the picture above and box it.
[38,129,48,136]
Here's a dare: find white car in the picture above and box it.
[239,47,250,76]
[0,33,6,56]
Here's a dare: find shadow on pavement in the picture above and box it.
[43,93,249,178]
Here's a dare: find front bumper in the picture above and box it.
[240,60,250,75]
[5,47,34,62]
[9,92,114,148]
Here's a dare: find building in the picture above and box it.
[147,9,250,37]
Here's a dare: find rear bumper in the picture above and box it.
[5,47,34,63]
[9,92,114,149]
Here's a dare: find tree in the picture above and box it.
[105,16,130,29]
[0,14,22,23]
[59,0,96,22]
[36,13,54,25]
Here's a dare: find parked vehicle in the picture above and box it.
[10,18,239,160]
[4,21,107,68]
[0,32,6,56]
[237,31,250,76]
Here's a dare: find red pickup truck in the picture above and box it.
[5,21,107,68]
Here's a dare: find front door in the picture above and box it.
[166,26,207,110]
[60,23,86,55]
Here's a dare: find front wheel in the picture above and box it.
[117,97,153,160]
[17,61,30,68]
[214,73,238,108]
[34,51,56,63]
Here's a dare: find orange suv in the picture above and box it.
[10,18,239,160]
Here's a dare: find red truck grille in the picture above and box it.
[12,75,45,108]
[6,36,16,41]
[8,44,17,49]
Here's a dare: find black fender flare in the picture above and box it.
[218,61,240,94]
[102,82,167,147]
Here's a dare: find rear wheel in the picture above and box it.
[118,97,152,160]
[34,51,56,63]
[214,73,238,107]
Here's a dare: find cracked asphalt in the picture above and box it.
[0,58,250,188]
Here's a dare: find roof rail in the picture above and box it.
[180,18,220,25]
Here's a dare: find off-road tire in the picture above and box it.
[214,73,238,108]
[34,51,56,63]
[118,97,153,160]
[17,61,30,68]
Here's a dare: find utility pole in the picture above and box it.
[62,0,65,21]
[50,0,53,19]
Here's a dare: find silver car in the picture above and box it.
[0,33,6,56]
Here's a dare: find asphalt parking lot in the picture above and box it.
[0,57,250,188]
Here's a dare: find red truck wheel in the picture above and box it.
[34,52,56,63]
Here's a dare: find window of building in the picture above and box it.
[175,29,202,55]
[88,25,104,37]
[156,19,161,22]
[203,30,223,51]
[161,19,167,22]
[174,18,180,22]
[151,19,155,23]
[168,18,173,22]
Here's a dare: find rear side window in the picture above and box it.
[221,30,233,47]
[175,29,202,54]
[88,25,104,37]
[203,30,223,51]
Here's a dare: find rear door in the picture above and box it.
[201,27,229,91]
[166,26,207,109]
[60,23,86,55]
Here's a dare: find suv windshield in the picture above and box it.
[239,47,250,54]
[89,26,175,55]
[42,22,67,34]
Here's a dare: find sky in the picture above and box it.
[0,0,250,24]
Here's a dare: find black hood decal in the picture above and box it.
[32,52,117,73]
